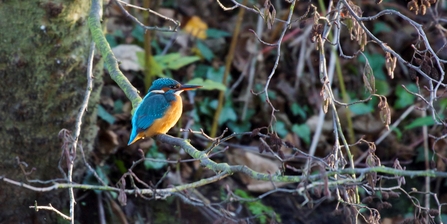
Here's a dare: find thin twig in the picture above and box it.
[29,203,71,220]
[114,0,180,32]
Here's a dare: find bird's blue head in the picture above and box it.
[148,78,202,93]
[148,78,180,92]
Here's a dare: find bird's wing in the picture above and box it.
[134,93,170,132]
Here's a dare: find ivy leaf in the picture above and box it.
[349,103,373,115]
[373,22,392,33]
[114,100,124,114]
[392,127,402,140]
[206,66,225,83]
[166,55,200,70]
[291,103,307,119]
[83,166,110,194]
[136,52,163,77]
[185,78,227,91]
[227,120,250,134]
[144,145,167,170]
[218,102,237,125]
[97,105,115,124]
[375,79,391,96]
[149,53,200,71]
[394,84,417,109]
[196,40,214,61]
[131,25,145,42]
[415,146,433,163]
[292,124,311,145]
[404,116,436,130]
[275,121,288,138]
[206,28,230,38]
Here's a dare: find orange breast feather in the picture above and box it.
[141,94,183,138]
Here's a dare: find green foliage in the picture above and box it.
[155,53,200,70]
[206,28,231,38]
[391,127,402,140]
[206,66,224,82]
[291,103,307,119]
[136,52,200,77]
[82,165,111,195]
[275,121,288,138]
[105,30,124,48]
[359,52,386,80]
[97,104,116,124]
[220,105,238,125]
[349,102,374,115]
[415,146,433,163]
[114,99,124,114]
[441,214,447,224]
[195,28,229,61]
[114,159,127,174]
[206,65,232,84]
[193,86,254,135]
[146,55,163,78]
[193,64,210,78]
[216,100,238,125]
[234,189,281,224]
[198,97,214,116]
[193,64,232,85]
[151,198,179,224]
[227,119,252,133]
[373,22,392,33]
[439,97,447,112]
[292,123,311,145]
[375,79,391,96]
[196,40,214,61]
[186,78,227,91]
[105,34,118,48]
[131,25,145,42]
[144,145,167,170]
[404,116,436,130]
[255,84,277,101]
[394,84,417,109]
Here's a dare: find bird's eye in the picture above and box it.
[171,85,179,89]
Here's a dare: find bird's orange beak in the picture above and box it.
[179,84,202,91]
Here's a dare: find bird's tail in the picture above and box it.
[128,126,139,145]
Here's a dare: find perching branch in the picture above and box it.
[88,0,141,108]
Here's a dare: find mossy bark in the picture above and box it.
[0,1,103,223]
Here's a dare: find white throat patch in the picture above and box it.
[150,90,164,94]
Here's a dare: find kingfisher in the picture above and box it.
[128,78,202,145]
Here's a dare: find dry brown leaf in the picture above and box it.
[320,83,331,113]
[305,115,333,133]
[138,138,155,149]
[226,149,288,192]
[363,62,375,93]
[283,133,298,154]
[263,0,276,29]
[352,114,385,134]
[385,52,397,79]
[111,44,144,71]
[183,16,208,39]
[97,129,119,156]
[378,96,391,130]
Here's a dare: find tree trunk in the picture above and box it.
[0,1,103,223]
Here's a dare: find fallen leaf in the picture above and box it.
[112,44,144,71]
[305,115,333,133]
[226,149,288,192]
[183,16,208,39]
